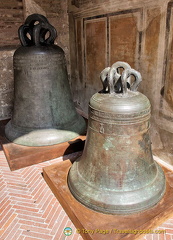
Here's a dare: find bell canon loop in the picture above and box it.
[68,62,166,215]
[5,14,86,147]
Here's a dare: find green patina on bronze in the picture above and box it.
[5,14,86,147]
[68,61,166,215]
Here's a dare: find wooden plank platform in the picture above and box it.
[0,120,86,171]
[43,160,173,240]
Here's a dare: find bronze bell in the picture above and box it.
[68,62,166,214]
[5,14,86,146]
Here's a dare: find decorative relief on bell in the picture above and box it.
[68,61,166,215]
[99,123,104,134]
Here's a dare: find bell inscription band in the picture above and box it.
[5,14,86,146]
[68,62,166,214]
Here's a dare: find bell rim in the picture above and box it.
[5,117,86,147]
[68,162,166,215]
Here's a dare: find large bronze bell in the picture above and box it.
[5,14,86,146]
[68,62,166,214]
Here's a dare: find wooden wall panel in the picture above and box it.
[85,18,107,91]
[109,12,140,68]
[164,4,173,109]
[141,8,161,104]
[145,9,161,71]
[72,0,101,7]
[76,19,83,84]
[165,41,173,106]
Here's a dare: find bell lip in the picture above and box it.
[5,117,86,147]
[68,162,166,215]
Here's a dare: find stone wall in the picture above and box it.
[0,0,24,46]
[0,0,24,119]
[0,47,15,120]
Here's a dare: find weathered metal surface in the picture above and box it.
[68,62,166,215]
[5,14,86,147]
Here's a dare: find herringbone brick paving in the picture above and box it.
[0,148,173,240]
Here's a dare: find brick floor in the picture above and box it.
[0,148,173,240]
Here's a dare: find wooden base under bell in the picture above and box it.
[43,159,173,240]
[1,136,85,171]
[0,120,86,171]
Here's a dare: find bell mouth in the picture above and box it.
[5,119,86,147]
[68,161,166,215]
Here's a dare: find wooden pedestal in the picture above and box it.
[43,160,173,240]
[0,120,86,171]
